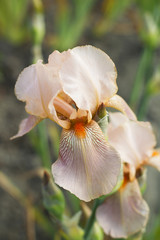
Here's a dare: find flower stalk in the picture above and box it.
[37,120,51,169]
[31,0,52,169]
[129,45,154,113]
[84,198,101,240]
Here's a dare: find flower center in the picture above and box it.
[53,96,75,118]
[53,94,90,128]
[120,173,130,191]
[74,122,86,138]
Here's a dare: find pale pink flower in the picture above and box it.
[107,112,160,180]
[11,45,136,201]
[96,112,160,238]
[96,179,149,239]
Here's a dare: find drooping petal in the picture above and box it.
[96,180,149,239]
[108,112,156,170]
[147,149,160,171]
[105,95,137,120]
[52,120,121,202]
[10,115,41,140]
[59,45,118,116]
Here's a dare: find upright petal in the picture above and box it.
[52,120,121,202]
[108,112,156,169]
[96,180,149,239]
[10,115,41,139]
[35,62,62,118]
[108,112,129,129]
[36,63,71,129]
[105,95,137,120]
[14,58,72,128]
[59,45,117,116]
[48,49,70,71]
[15,61,47,118]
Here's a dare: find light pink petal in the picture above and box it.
[35,62,61,117]
[105,95,137,120]
[108,124,139,167]
[59,45,117,116]
[108,112,129,129]
[10,115,41,140]
[147,149,160,171]
[108,113,156,170]
[96,180,149,238]
[15,58,71,128]
[48,49,70,70]
[15,61,47,118]
[52,120,121,202]
[36,63,71,129]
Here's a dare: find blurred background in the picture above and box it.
[0,0,160,239]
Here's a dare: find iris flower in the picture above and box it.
[11,45,136,201]
[96,112,160,238]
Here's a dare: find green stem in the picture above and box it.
[30,0,51,168]
[129,46,154,113]
[37,121,51,169]
[84,198,101,240]
[137,90,150,120]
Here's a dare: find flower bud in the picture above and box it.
[142,13,160,48]
[96,103,109,139]
[42,170,65,220]
[89,222,104,240]
[147,67,160,95]
[62,212,84,240]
